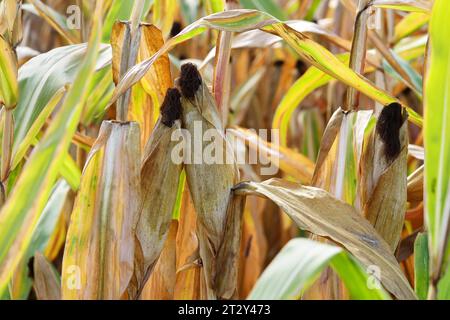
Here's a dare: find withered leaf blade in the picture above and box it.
[33,252,60,300]
[62,121,141,300]
[139,23,172,104]
[178,63,240,299]
[234,178,417,300]
[359,106,409,251]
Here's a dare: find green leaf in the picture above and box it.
[60,153,81,191]
[371,0,431,13]
[248,238,389,300]
[272,54,350,146]
[437,265,450,299]
[414,232,429,300]
[382,50,423,96]
[0,35,18,109]
[204,0,224,15]
[102,0,153,42]
[13,44,111,151]
[11,86,67,170]
[172,170,186,220]
[394,12,429,43]
[0,2,105,295]
[424,0,450,282]
[240,0,287,21]
[10,180,70,299]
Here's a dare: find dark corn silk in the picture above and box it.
[161,88,182,127]
[179,63,202,98]
[376,102,407,161]
[170,21,183,37]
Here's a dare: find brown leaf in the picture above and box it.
[234,178,417,300]
[359,108,409,251]
[311,107,344,187]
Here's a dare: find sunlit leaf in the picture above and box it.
[424,0,450,294]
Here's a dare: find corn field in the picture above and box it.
[0,0,448,301]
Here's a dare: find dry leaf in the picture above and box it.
[234,178,417,300]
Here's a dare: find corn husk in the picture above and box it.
[178,64,241,299]
[134,91,183,296]
[359,108,409,252]
[62,121,141,300]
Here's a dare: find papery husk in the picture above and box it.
[359,114,409,252]
[62,121,141,300]
[179,73,241,299]
[134,117,183,295]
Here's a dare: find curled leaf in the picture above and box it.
[234,178,417,300]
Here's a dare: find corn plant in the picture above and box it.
[0,0,448,301]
